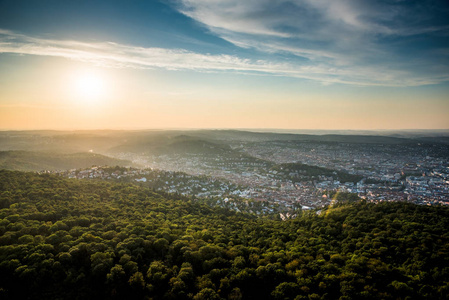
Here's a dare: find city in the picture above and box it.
[31,130,448,217]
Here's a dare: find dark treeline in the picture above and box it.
[0,170,448,299]
[273,163,363,183]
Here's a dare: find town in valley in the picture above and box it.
[3,130,445,216]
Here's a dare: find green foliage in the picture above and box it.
[0,170,449,299]
[330,191,361,202]
[0,151,131,172]
[273,163,363,183]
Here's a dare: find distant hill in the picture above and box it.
[0,130,129,153]
[242,128,449,138]
[160,137,232,155]
[296,134,414,144]
[417,136,449,145]
[1,130,447,157]
[171,130,423,144]
[0,151,132,171]
[108,134,233,156]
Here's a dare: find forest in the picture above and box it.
[1,170,449,299]
[0,151,131,172]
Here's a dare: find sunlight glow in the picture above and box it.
[73,72,106,104]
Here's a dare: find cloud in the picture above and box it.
[178,0,449,41]
[0,24,448,87]
[175,0,449,85]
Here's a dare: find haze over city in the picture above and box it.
[1,0,448,130]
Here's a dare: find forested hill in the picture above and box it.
[0,151,132,171]
[1,170,449,299]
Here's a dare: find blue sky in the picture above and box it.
[0,0,448,129]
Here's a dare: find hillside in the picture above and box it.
[0,131,129,153]
[194,131,419,144]
[0,151,132,171]
[109,135,233,156]
[2,130,445,156]
[0,170,448,299]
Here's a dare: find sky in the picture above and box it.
[0,0,448,130]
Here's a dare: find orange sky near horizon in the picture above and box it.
[0,46,448,131]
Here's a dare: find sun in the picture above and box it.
[77,74,103,97]
[73,71,106,104]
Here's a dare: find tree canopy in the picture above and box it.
[1,170,449,299]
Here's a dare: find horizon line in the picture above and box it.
[1,127,449,133]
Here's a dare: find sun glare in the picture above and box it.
[73,71,106,104]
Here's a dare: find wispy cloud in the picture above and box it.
[176,0,449,86]
[0,25,447,86]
